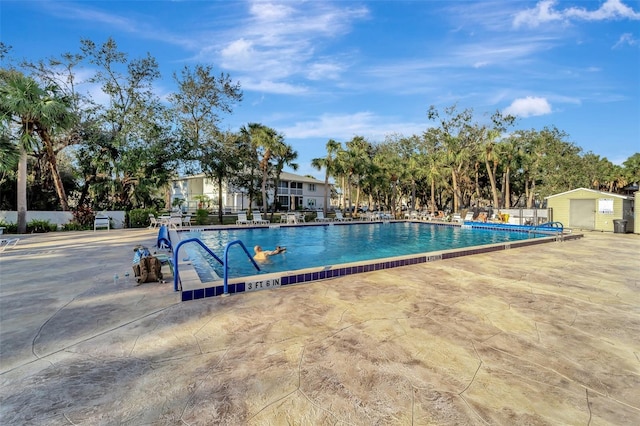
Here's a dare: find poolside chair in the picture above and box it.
[94,213,110,231]
[464,211,474,221]
[168,216,182,230]
[148,214,159,229]
[236,212,252,225]
[334,211,351,222]
[252,211,270,225]
[182,215,192,227]
[286,213,298,224]
[315,210,332,222]
[0,238,19,253]
[452,213,463,223]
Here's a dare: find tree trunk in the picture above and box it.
[323,170,329,214]
[17,148,28,234]
[38,128,70,211]
[504,166,511,208]
[217,179,224,224]
[485,158,500,210]
[430,179,436,215]
[451,170,459,213]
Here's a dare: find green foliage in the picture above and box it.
[27,219,56,233]
[62,222,85,231]
[128,208,156,228]
[195,209,209,225]
[72,205,95,227]
[0,220,17,234]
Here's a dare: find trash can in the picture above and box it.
[613,219,627,234]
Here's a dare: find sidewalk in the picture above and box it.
[1,229,639,424]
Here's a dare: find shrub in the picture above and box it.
[72,205,95,228]
[129,208,156,228]
[27,219,55,233]
[62,222,85,231]
[0,221,17,234]
[195,209,209,225]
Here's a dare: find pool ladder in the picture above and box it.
[529,222,564,239]
[172,238,260,295]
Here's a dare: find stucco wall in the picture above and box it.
[0,211,127,229]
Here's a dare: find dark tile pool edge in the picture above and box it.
[180,232,583,302]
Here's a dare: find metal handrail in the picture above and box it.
[172,238,224,291]
[530,221,564,235]
[222,240,261,295]
[172,238,260,294]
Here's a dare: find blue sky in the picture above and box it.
[2,0,639,178]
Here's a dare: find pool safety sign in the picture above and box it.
[246,278,281,292]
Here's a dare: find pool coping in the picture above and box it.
[172,221,583,302]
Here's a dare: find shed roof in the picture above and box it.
[545,187,632,200]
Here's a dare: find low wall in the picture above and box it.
[0,211,127,229]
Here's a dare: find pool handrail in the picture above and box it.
[223,240,261,295]
[172,238,224,291]
[530,221,564,235]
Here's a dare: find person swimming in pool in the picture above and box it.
[253,245,286,261]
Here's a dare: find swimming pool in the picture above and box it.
[182,222,546,283]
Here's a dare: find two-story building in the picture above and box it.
[170,171,332,213]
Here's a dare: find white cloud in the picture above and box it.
[513,0,640,28]
[503,96,552,117]
[613,33,639,48]
[215,1,368,89]
[239,78,308,95]
[281,112,424,141]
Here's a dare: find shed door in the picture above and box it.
[569,199,595,230]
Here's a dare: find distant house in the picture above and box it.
[545,188,636,233]
[170,171,332,213]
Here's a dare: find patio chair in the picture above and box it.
[315,210,332,222]
[334,211,351,222]
[94,213,110,231]
[252,211,270,225]
[0,238,19,253]
[286,213,298,224]
[182,215,192,227]
[236,212,252,225]
[148,214,159,229]
[168,216,182,230]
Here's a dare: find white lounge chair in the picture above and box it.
[148,214,159,229]
[252,211,270,225]
[236,212,252,225]
[315,210,332,222]
[334,211,351,222]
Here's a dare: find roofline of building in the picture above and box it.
[545,187,633,200]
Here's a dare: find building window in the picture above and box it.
[309,183,316,192]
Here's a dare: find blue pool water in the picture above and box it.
[182,222,541,282]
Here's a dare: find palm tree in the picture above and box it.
[1,70,76,232]
[311,139,341,214]
[242,123,280,214]
[270,138,298,220]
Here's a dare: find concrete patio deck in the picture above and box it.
[0,228,638,425]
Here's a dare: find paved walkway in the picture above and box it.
[0,229,639,425]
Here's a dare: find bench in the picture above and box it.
[94,215,110,231]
